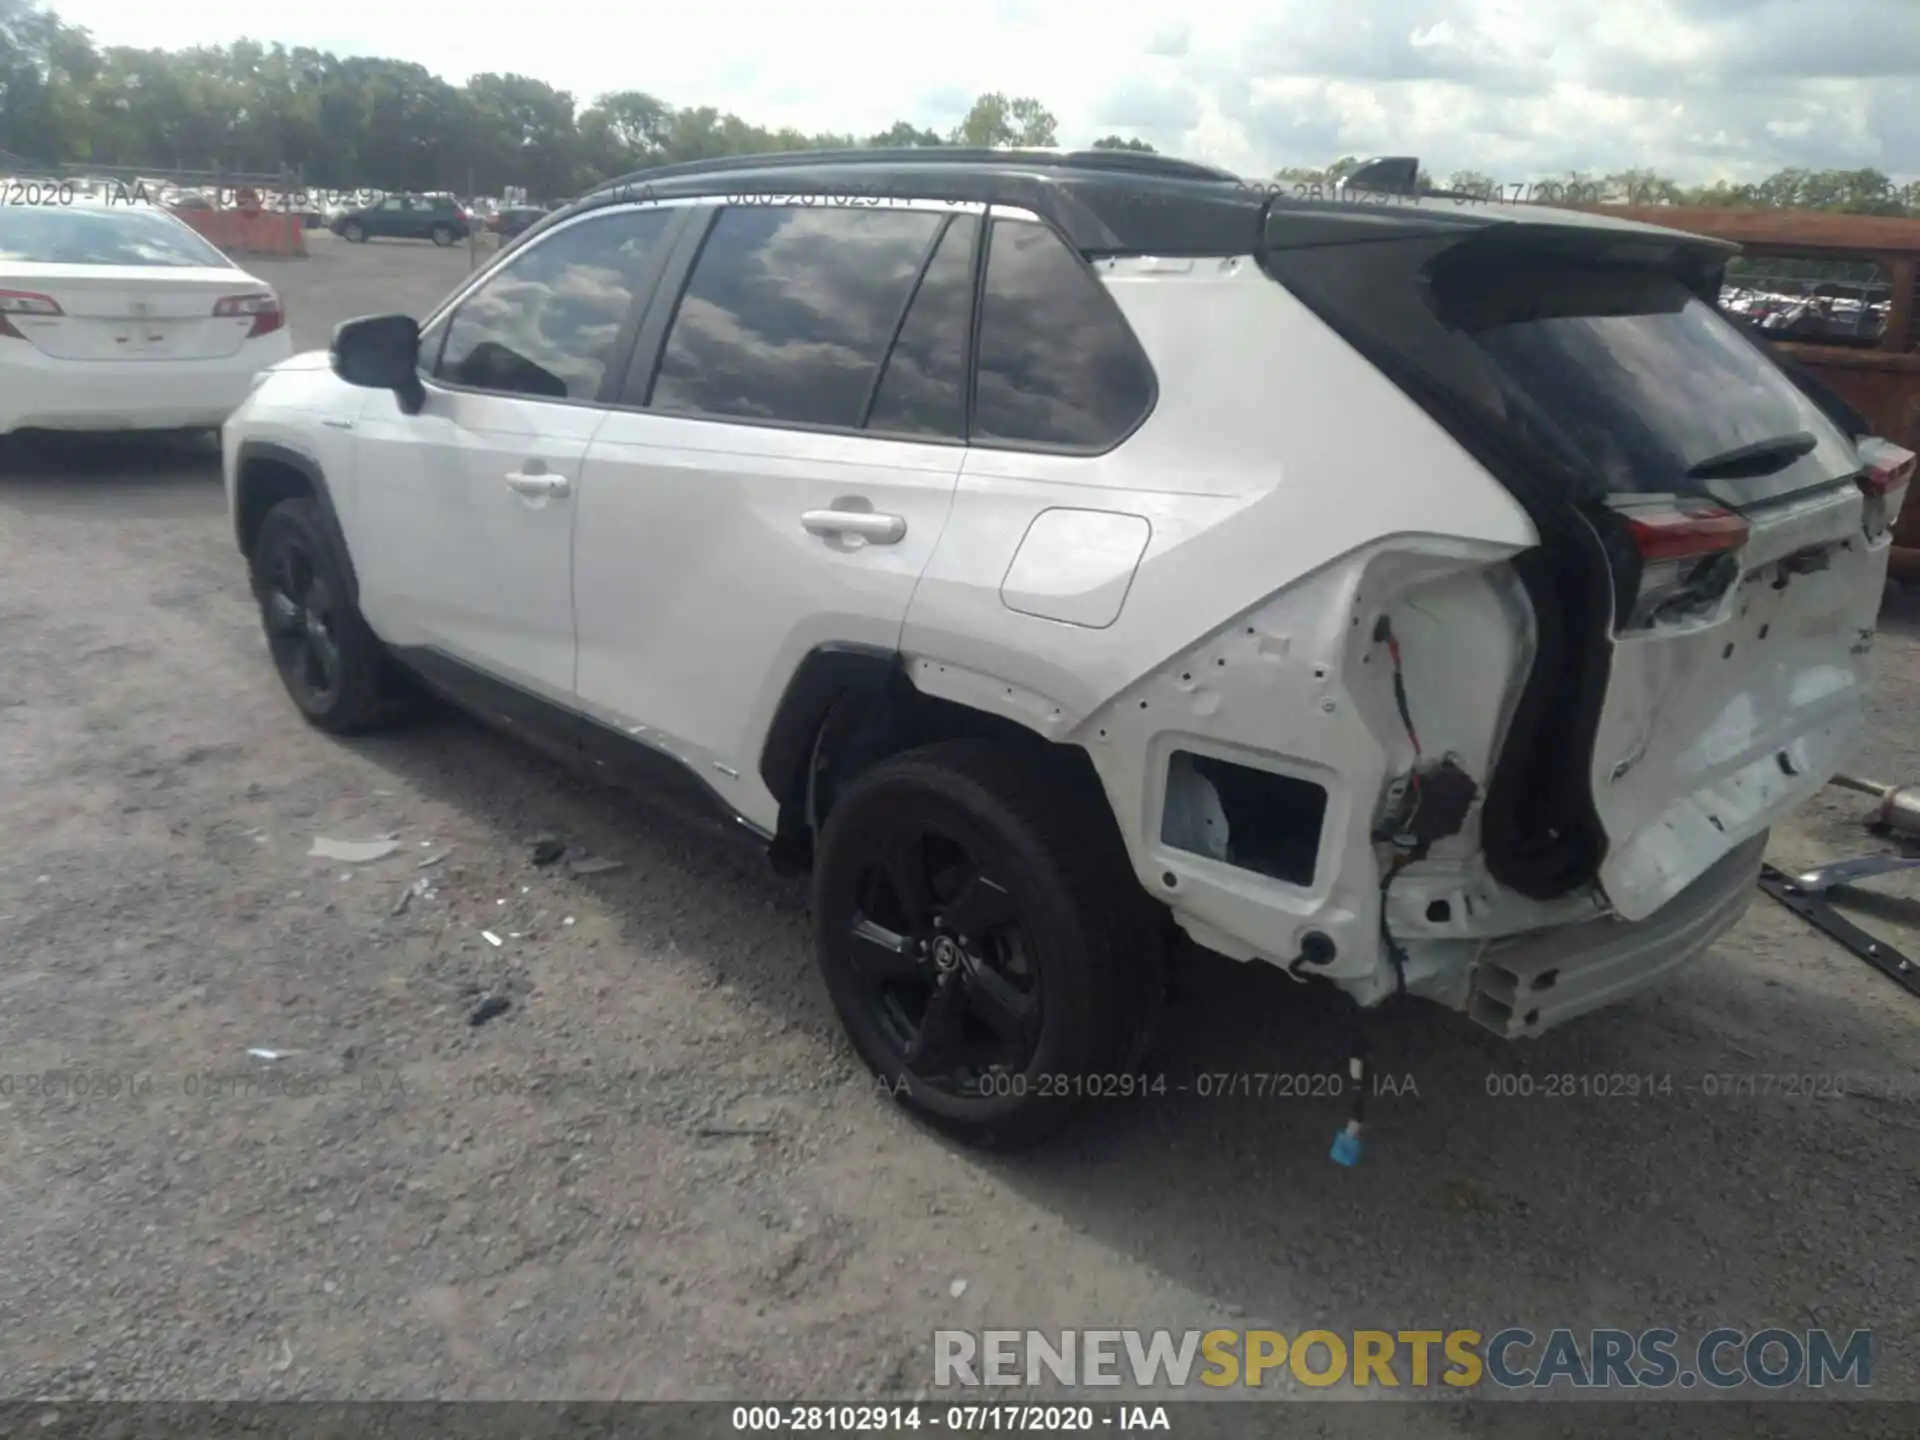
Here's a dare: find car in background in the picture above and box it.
[1,200,293,439]
[165,190,216,218]
[485,204,552,240]
[329,194,472,246]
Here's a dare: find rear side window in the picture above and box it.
[1435,262,1861,508]
[0,206,230,268]
[972,218,1154,450]
[651,206,946,428]
[866,214,978,440]
[436,208,672,401]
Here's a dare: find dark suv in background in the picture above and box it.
[330,194,472,246]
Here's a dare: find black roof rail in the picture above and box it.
[592,146,1239,193]
[523,144,1718,264]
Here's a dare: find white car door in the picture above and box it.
[348,204,682,707]
[574,201,976,829]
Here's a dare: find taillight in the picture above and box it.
[1855,437,1915,542]
[1858,440,1916,498]
[0,288,63,340]
[1612,498,1750,631]
[215,292,285,339]
[1620,499,1751,562]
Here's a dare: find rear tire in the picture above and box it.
[811,740,1160,1150]
[430,224,457,247]
[250,497,404,733]
[342,220,366,243]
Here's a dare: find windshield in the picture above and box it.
[1435,262,1861,508]
[0,205,233,268]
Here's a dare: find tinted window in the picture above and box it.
[437,208,672,401]
[1437,262,1861,507]
[866,214,977,439]
[972,218,1154,449]
[651,206,945,428]
[0,206,231,268]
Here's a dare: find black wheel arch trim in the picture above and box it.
[234,439,360,606]
[758,642,904,805]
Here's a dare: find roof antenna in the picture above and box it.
[1340,156,1421,197]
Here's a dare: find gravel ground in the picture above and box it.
[0,231,1915,1435]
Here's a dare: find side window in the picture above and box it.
[650,205,946,429]
[1719,254,1892,348]
[973,217,1154,449]
[380,197,406,212]
[436,208,674,402]
[866,214,978,439]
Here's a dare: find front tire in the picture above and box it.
[341,220,366,243]
[811,740,1158,1149]
[250,497,403,733]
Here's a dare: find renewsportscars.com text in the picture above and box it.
[934,1327,1872,1391]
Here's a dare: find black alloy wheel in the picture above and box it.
[812,741,1158,1148]
[250,497,402,733]
[844,817,1043,1091]
[260,526,344,715]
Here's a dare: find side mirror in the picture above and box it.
[332,313,424,412]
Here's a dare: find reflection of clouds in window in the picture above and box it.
[868,215,975,439]
[439,212,669,400]
[1475,292,1854,493]
[973,220,1153,449]
[652,207,944,428]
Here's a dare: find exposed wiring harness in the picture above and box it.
[1371,615,1427,997]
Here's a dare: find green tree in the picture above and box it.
[949,92,1057,148]
[13,0,1910,219]
[867,120,943,147]
[1,0,98,164]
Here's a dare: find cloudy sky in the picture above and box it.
[48,0,1920,183]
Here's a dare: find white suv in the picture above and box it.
[224,149,1912,1148]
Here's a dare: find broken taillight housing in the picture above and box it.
[1855,437,1916,543]
[0,287,63,340]
[214,291,285,338]
[1612,497,1750,631]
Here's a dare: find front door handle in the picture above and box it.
[801,509,906,544]
[505,470,570,498]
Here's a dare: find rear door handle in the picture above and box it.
[801,509,906,544]
[505,470,570,498]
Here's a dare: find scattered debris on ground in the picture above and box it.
[567,855,624,876]
[308,836,402,863]
[468,995,512,1027]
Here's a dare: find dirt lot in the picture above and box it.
[0,230,1916,1433]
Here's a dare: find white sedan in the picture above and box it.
[0,201,294,437]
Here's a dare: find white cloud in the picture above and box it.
[48,0,1920,181]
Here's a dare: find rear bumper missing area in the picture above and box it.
[1468,832,1766,1039]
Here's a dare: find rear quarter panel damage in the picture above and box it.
[900,257,1542,994]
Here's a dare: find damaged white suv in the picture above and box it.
[224,149,1913,1148]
